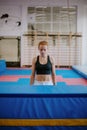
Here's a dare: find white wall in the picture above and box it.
[82,5,87,65]
[0,0,87,66]
[0,5,21,36]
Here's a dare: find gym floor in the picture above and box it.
[0,68,87,87]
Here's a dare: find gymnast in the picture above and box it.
[30,41,56,85]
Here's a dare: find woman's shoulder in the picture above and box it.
[49,55,55,64]
[32,56,38,64]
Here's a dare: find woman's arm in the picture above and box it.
[50,56,56,85]
[30,57,36,85]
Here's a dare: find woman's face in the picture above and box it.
[39,45,48,57]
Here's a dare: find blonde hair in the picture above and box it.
[38,41,48,49]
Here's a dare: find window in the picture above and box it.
[27,6,77,33]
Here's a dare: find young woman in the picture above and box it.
[30,41,56,85]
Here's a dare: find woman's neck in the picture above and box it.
[40,55,47,58]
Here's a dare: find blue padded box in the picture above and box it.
[0,60,6,73]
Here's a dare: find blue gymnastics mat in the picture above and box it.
[0,85,87,97]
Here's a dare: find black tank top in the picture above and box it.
[35,55,52,75]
